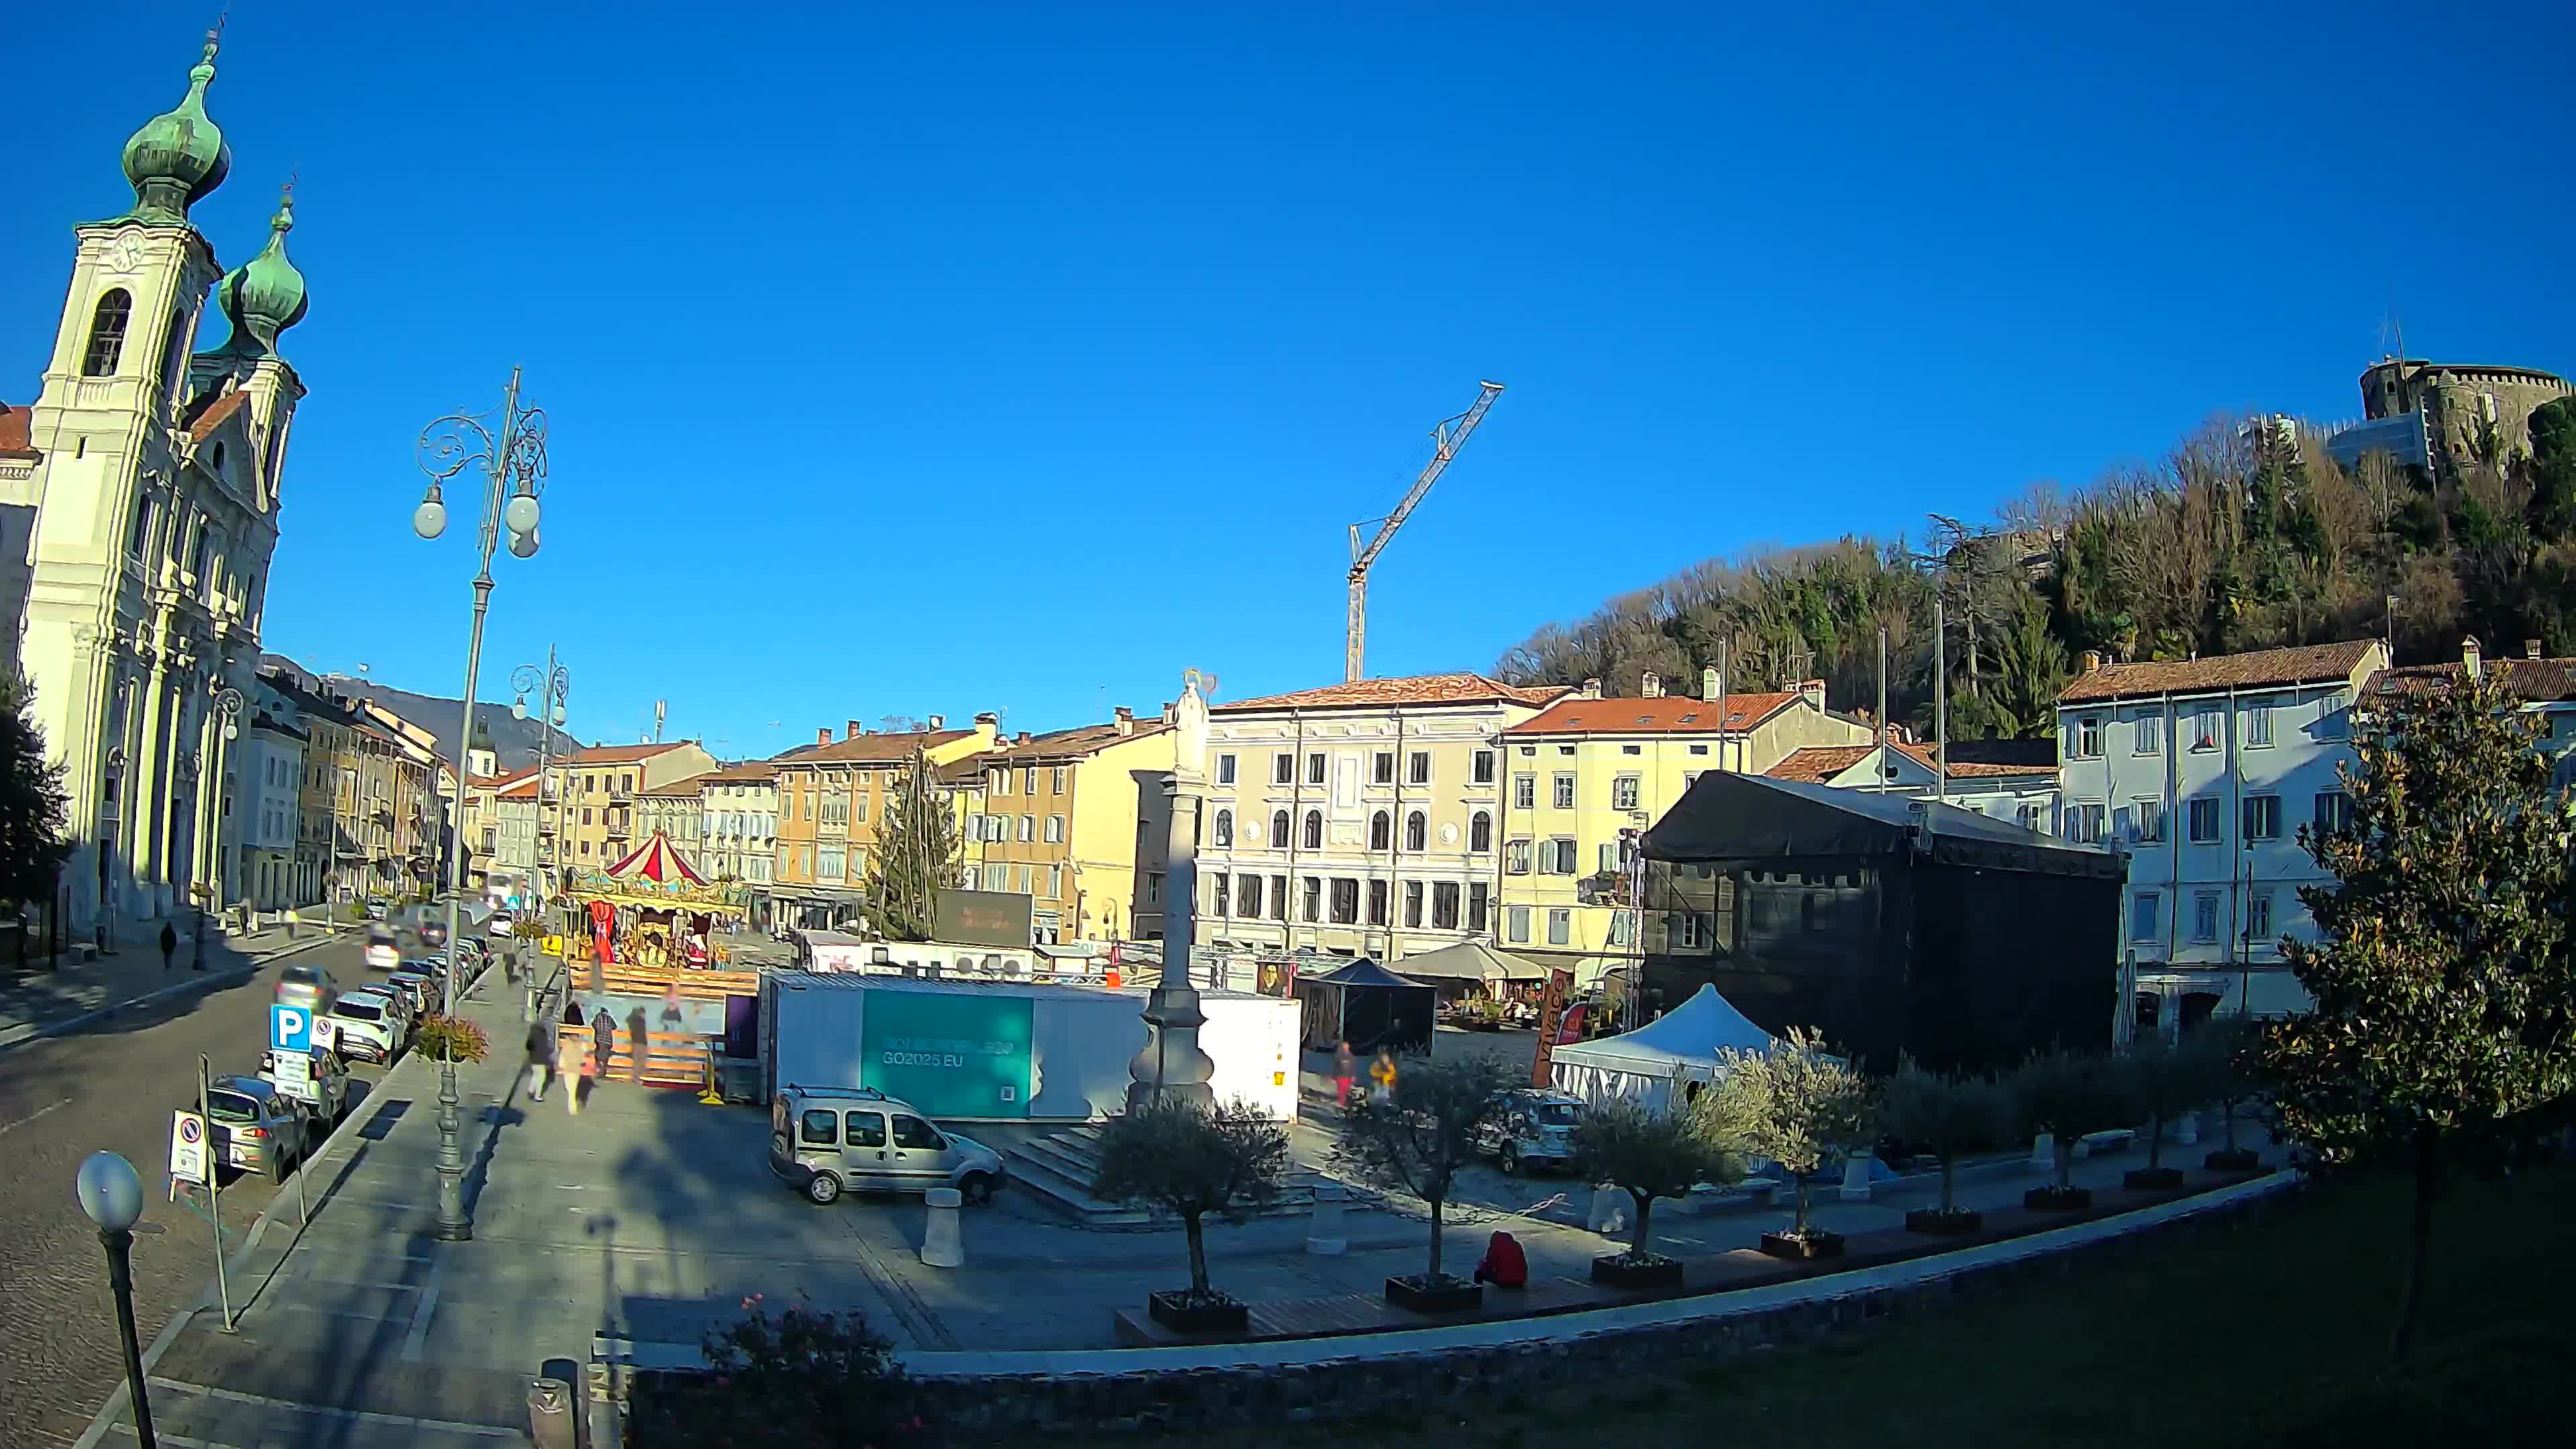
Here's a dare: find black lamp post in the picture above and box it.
[76,1151,156,1449]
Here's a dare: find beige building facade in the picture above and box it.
[966,709,1175,944]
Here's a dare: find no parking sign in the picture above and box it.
[170,1110,208,1185]
[270,1004,313,1055]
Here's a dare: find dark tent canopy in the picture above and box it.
[1637,772,2118,1073]
[1295,959,1437,1055]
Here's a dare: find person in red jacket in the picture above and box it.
[1472,1230,1528,1289]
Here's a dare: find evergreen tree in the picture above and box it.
[858,754,959,941]
[0,673,74,910]
[2263,667,2576,1363]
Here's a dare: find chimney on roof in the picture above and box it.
[1579,678,1603,700]
[1641,672,1663,698]
[2082,650,2102,674]
[1799,678,1825,711]
[816,727,832,747]
[1016,731,1031,745]
[2526,640,2542,661]
[845,720,863,741]
[926,714,945,730]
[2463,635,2483,680]
[1114,706,1134,735]
[973,711,998,726]
[1701,665,1720,700]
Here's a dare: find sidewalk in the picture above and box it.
[0,920,347,1053]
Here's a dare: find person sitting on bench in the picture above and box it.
[1472,1230,1528,1289]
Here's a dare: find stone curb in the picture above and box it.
[0,928,352,1057]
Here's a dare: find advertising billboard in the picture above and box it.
[934,889,1034,949]
[859,989,1036,1118]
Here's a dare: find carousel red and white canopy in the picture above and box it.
[604,830,711,887]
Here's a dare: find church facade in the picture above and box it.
[0,31,311,939]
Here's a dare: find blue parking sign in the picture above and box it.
[270,1003,313,1054]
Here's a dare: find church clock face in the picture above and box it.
[105,236,144,274]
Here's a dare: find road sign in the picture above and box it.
[270,1004,313,1053]
[310,1017,338,1052]
[542,934,565,957]
[268,1052,313,1094]
[170,1110,209,1185]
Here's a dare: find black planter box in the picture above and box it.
[2123,1166,2186,1190]
[1904,1208,1984,1236]
[1759,1230,1844,1260]
[1384,1275,1482,1313]
[2025,1185,2093,1212]
[2205,1148,2261,1172]
[1146,1290,1248,1334]
[1591,1254,1684,1289]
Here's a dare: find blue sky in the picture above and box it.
[7,3,2570,758]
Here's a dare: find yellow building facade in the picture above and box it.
[770,719,995,930]
[1496,672,1868,987]
[964,708,1175,943]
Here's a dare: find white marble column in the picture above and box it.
[129,650,173,921]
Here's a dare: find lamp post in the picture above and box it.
[512,651,570,937]
[414,368,549,1242]
[76,1151,156,1449]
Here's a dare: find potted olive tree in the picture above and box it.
[1878,1057,2006,1235]
[2010,1049,2129,1210]
[1333,1054,1513,1312]
[2192,1017,2264,1172]
[1712,1028,1877,1260]
[1091,1097,1292,1334]
[1572,1094,1748,1287]
[2118,1037,2201,1190]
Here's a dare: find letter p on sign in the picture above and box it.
[271,1004,312,1054]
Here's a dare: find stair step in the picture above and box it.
[1002,1127,1319,1226]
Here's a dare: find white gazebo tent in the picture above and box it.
[1393,940,1547,996]
[1548,983,1777,1111]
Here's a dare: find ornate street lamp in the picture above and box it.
[512,650,570,931]
[76,1151,156,1449]
[413,368,549,1242]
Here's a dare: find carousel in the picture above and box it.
[564,831,750,969]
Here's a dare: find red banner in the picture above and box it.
[1531,967,1575,1089]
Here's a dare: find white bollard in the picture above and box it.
[1305,1183,1348,1255]
[2174,1111,2200,1146]
[1587,1185,1628,1236]
[920,1187,965,1269]
[1838,1150,1874,1202]
[2029,1132,2055,1171]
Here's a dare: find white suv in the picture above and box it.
[327,992,407,1064]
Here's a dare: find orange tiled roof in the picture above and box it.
[702,759,782,782]
[637,772,712,798]
[0,400,38,458]
[2058,640,2379,704]
[2372,656,2576,702]
[1766,740,2057,785]
[568,741,703,765]
[1503,692,1801,737]
[773,729,973,768]
[986,720,1171,762]
[1214,673,1568,714]
[496,777,543,800]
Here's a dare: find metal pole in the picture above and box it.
[199,1055,232,1328]
[1876,627,1890,792]
[100,1228,157,1449]
[1934,596,1948,806]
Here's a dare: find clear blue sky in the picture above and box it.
[8,3,2569,758]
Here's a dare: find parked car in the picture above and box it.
[364,900,390,922]
[259,1048,352,1126]
[487,910,516,941]
[327,993,406,1064]
[275,963,338,1017]
[380,973,431,1020]
[767,1085,1005,1207]
[1474,1089,1587,1175]
[205,1075,312,1183]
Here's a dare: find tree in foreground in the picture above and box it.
[1709,1028,1877,1246]
[1332,1053,1514,1286]
[2115,1036,2206,1181]
[1572,1094,1749,1267]
[1877,1056,2008,1224]
[2262,665,2576,1362]
[2008,1048,2133,1199]
[625,1296,916,1447]
[2188,1016,2264,1167]
[0,673,73,914]
[858,758,961,942]
[1090,1097,1292,1309]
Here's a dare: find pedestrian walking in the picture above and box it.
[627,1006,651,1087]
[569,1042,597,1116]
[1333,1041,1357,1108]
[1369,1046,1398,1105]
[590,1006,615,1071]
[159,920,178,972]
[523,1016,557,1102]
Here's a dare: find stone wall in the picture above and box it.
[625,1175,2300,1436]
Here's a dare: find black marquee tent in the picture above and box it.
[1295,959,1438,1055]
[1637,772,2121,1074]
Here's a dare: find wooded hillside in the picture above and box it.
[1492,398,2576,742]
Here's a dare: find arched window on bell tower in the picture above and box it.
[83,288,133,376]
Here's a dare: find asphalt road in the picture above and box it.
[0,934,395,1446]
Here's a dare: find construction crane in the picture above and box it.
[1344,380,1505,682]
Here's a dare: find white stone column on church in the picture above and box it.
[129,642,173,925]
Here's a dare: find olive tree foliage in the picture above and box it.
[2008,1049,2133,1191]
[1708,1028,1878,1239]
[1091,1097,1292,1303]
[1570,1094,1750,1265]
[1332,1054,1515,1283]
[2263,667,2576,1362]
[1876,1056,2008,1214]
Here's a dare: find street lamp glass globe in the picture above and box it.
[551,704,566,727]
[76,1151,144,1232]
[512,696,528,722]
[504,492,541,536]
[508,529,539,559]
[413,498,448,540]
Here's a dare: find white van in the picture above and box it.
[767,1085,1005,1207]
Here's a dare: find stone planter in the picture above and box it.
[2123,1166,2185,1190]
[2204,1148,2261,1172]
[1591,1253,1684,1289]
[1383,1275,1482,1314]
[2025,1185,2092,1212]
[1758,1229,1844,1260]
[1146,1290,1248,1334]
[1904,1207,1983,1235]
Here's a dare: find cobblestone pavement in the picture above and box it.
[0,933,373,1446]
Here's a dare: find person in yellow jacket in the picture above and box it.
[1368,1047,1399,1104]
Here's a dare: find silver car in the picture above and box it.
[767,1085,1006,1207]
[205,1075,312,1183]
[275,963,337,1017]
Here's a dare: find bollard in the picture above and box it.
[1305,1182,1348,1255]
[2029,1132,2055,1171]
[920,1187,965,1268]
[1585,1183,1628,1236]
[2174,1110,2200,1146]
[1837,1149,1874,1202]
[527,1376,577,1449]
